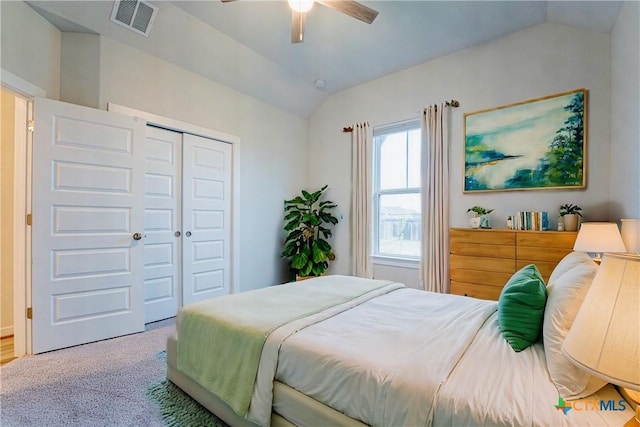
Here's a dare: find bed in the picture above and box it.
[166,252,635,426]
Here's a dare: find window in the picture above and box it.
[373,120,421,259]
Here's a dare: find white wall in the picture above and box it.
[309,22,613,287]
[95,37,309,291]
[610,1,640,220]
[60,33,100,108]
[0,1,61,99]
[1,2,310,292]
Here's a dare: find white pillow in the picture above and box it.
[548,251,592,285]
[543,257,607,400]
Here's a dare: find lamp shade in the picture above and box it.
[562,253,640,390]
[288,0,314,12]
[621,219,640,254]
[573,222,627,254]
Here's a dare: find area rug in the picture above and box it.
[147,378,227,427]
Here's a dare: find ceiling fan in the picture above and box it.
[221,0,379,44]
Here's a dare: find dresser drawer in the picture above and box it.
[450,254,515,273]
[451,281,503,300]
[450,229,515,245]
[517,246,574,263]
[450,269,512,287]
[517,231,577,249]
[450,241,515,259]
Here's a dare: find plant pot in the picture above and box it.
[296,274,324,282]
[563,214,579,232]
[469,217,481,229]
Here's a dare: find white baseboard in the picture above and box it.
[1,325,14,338]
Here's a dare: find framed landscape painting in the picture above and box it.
[464,89,587,192]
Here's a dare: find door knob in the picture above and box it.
[174,231,181,237]
[132,232,143,240]
[185,231,192,237]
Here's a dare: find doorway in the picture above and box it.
[1,85,31,361]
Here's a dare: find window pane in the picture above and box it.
[379,133,407,190]
[378,193,421,257]
[407,129,421,188]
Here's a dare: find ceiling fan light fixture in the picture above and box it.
[288,0,314,13]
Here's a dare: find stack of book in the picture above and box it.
[513,211,549,231]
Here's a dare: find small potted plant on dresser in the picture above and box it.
[281,185,339,281]
[560,203,582,232]
[467,206,494,229]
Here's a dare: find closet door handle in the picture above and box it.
[174,231,181,237]
[132,233,143,241]
[185,231,192,237]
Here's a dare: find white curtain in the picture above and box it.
[351,122,373,278]
[420,104,450,293]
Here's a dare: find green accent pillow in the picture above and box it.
[498,264,547,352]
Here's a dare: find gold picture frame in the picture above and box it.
[463,89,587,192]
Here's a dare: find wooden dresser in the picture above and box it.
[449,228,577,300]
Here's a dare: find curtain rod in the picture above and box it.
[343,99,460,132]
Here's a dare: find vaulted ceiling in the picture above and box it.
[28,1,623,117]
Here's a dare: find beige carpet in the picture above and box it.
[0,319,189,426]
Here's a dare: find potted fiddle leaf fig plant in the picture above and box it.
[467,206,494,229]
[560,203,582,231]
[281,185,339,279]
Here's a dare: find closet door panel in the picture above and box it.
[144,126,181,322]
[182,134,231,305]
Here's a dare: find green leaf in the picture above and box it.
[301,190,312,200]
[285,196,305,205]
[284,218,301,231]
[284,211,301,220]
[316,239,331,252]
[319,203,337,210]
[312,241,327,263]
[302,214,321,226]
[300,262,313,276]
[310,190,322,201]
[311,262,327,276]
[291,253,308,269]
[286,229,303,240]
[318,227,332,239]
[281,240,300,257]
[300,244,312,257]
[319,212,338,225]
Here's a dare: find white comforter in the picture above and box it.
[435,313,633,426]
[250,287,633,427]
[253,288,496,426]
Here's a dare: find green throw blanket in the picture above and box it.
[177,275,397,417]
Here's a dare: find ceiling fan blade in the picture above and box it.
[317,0,378,24]
[291,10,306,44]
[220,0,237,2]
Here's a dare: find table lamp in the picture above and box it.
[562,253,640,426]
[573,222,627,263]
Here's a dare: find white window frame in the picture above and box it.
[372,119,421,266]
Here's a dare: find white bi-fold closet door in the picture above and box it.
[31,98,233,353]
[144,126,231,323]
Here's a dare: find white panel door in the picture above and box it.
[182,134,231,305]
[32,98,146,354]
[144,126,181,323]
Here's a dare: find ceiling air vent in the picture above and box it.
[110,0,158,37]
